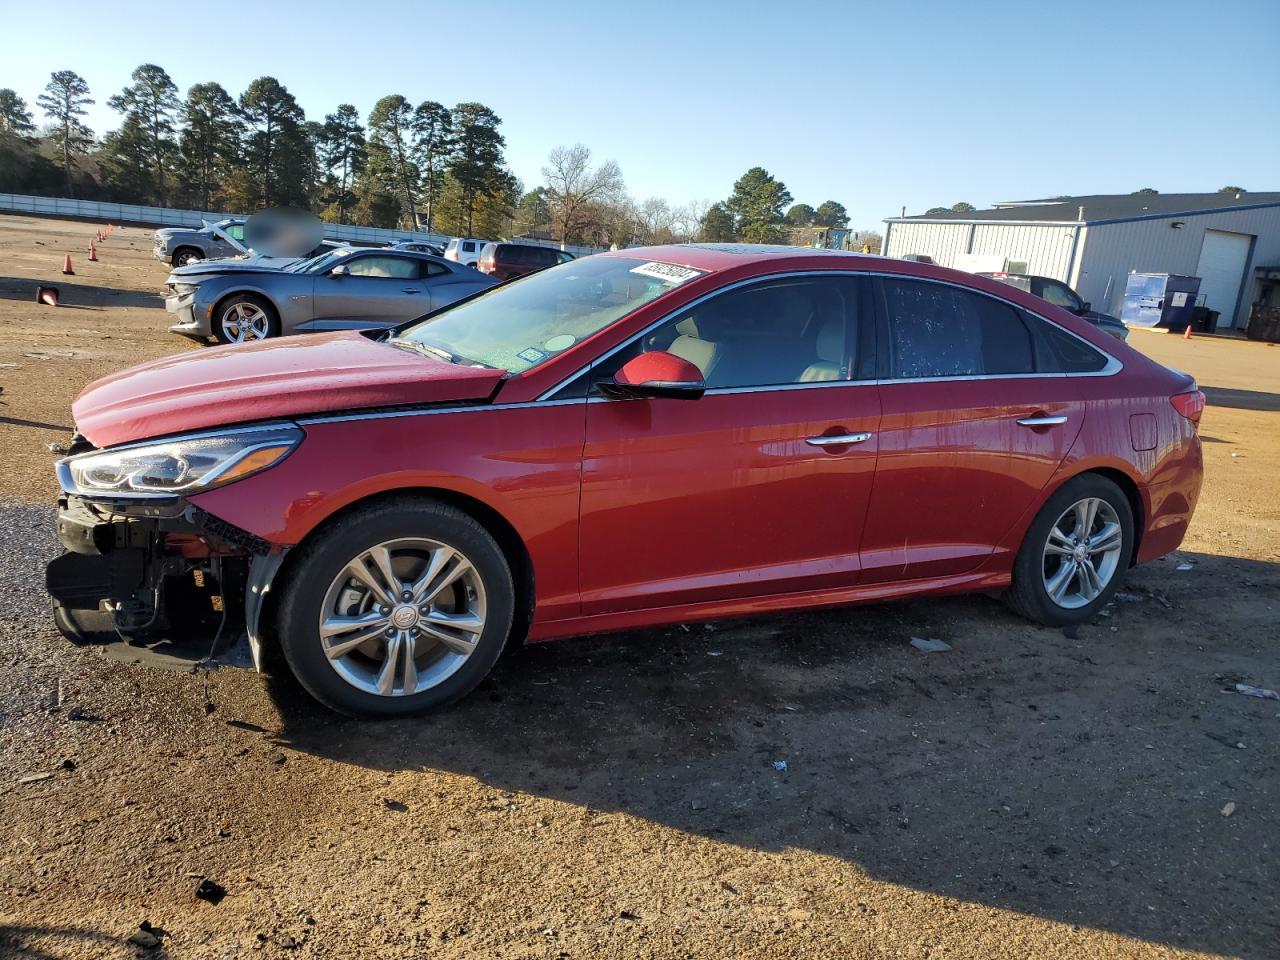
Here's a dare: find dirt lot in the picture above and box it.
[0,214,1276,959]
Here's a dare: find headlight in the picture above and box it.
[172,282,198,297]
[62,425,302,498]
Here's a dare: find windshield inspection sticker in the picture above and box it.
[630,262,702,285]
[517,347,547,364]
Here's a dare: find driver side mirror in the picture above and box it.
[330,264,349,277]
[598,351,706,401]
[1079,301,1091,314]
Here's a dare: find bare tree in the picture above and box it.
[672,199,710,242]
[635,197,677,244]
[542,144,625,244]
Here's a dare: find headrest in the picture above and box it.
[816,319,844,362]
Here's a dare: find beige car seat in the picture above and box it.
[798,319,845,382]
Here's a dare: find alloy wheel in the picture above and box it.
[220,302,271,342]
[1041,497,1124,609]
[317,537,487,697]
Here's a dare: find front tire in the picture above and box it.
[1006,474,1134,626]
[277,499,515,717]
[172,247,201,267]
[212,294,280,344]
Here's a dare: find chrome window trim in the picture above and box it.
[536,268,1120,401]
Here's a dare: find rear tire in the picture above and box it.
[1006,474,1134,626]
[277,499,515,717]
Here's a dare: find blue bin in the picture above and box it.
[1121,273,1202,330]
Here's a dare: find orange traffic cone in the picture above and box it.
[88,240,98,261]
[1183,324,1193,341]
[61,254,74,275]
[36,285,59,307]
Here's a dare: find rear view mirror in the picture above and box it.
[599,351,706,401]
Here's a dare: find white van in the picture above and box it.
[444,237,485,267]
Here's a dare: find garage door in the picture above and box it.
[1197,230,1253,328]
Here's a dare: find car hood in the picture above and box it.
[73,332,507,447]
[168,256,298,281]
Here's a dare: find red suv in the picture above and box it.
[48,246,1204,716]
[477,242,574,280]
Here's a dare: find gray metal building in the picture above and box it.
[883,193,1280,330]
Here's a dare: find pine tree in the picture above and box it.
[37,70,94,197]
[179,82,240,210]
[106,64,180,204]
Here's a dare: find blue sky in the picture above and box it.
[2,0,1276,227]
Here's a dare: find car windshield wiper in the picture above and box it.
[387,337,461,364]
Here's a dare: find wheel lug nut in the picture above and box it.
[401,591,412,600]
[379,606,390,614]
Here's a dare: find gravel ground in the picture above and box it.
[0,215,1277,959]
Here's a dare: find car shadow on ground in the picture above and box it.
[1201,384,1280,413]
[0,276,163,311]
[262,550,1279,958]
[0,923,168,958]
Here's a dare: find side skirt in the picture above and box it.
[527,569,1013,642]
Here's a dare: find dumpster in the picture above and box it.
[1120,273,1202,330]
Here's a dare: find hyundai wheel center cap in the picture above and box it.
[390,605,420,630]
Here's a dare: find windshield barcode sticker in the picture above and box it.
[630,262,702,285]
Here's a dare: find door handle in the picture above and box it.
[1016,415,1068,427]
[805,432,873,446]
[402,287,422,294]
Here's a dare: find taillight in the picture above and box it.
[1170,390,1205,424]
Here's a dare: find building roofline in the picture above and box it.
[884,198,1280,228]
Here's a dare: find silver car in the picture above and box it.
[166,247,498,344]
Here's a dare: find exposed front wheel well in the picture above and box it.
[259,488,535,657]
[171,246,202,266]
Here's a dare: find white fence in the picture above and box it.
[0,192,601,257]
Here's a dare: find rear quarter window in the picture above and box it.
[1027,314,1110,373]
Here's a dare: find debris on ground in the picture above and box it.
[382,798,409,812]
[1176,561,1195,571]
[195,878,227,905]
[1115,591,1143,602]
[772,760,789,772]
[127,922,161,949]
[17,773,53,785]
[1221,802,1236,817]
[1235,683,1280,701]
[910,637,951,652]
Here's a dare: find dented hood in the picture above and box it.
[73,332,506,447]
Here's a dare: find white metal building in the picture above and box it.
[883,193,1280,330]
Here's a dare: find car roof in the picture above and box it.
[599,243,884,273]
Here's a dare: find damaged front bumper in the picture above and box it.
[166,293,213,340]
[47,492,285,670]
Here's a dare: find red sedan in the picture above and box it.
[48,245,1204,716]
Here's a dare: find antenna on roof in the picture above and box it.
[1078,205,1085,220]
[901,205,906,218]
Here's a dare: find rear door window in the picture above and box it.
[880,278,1035,378]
